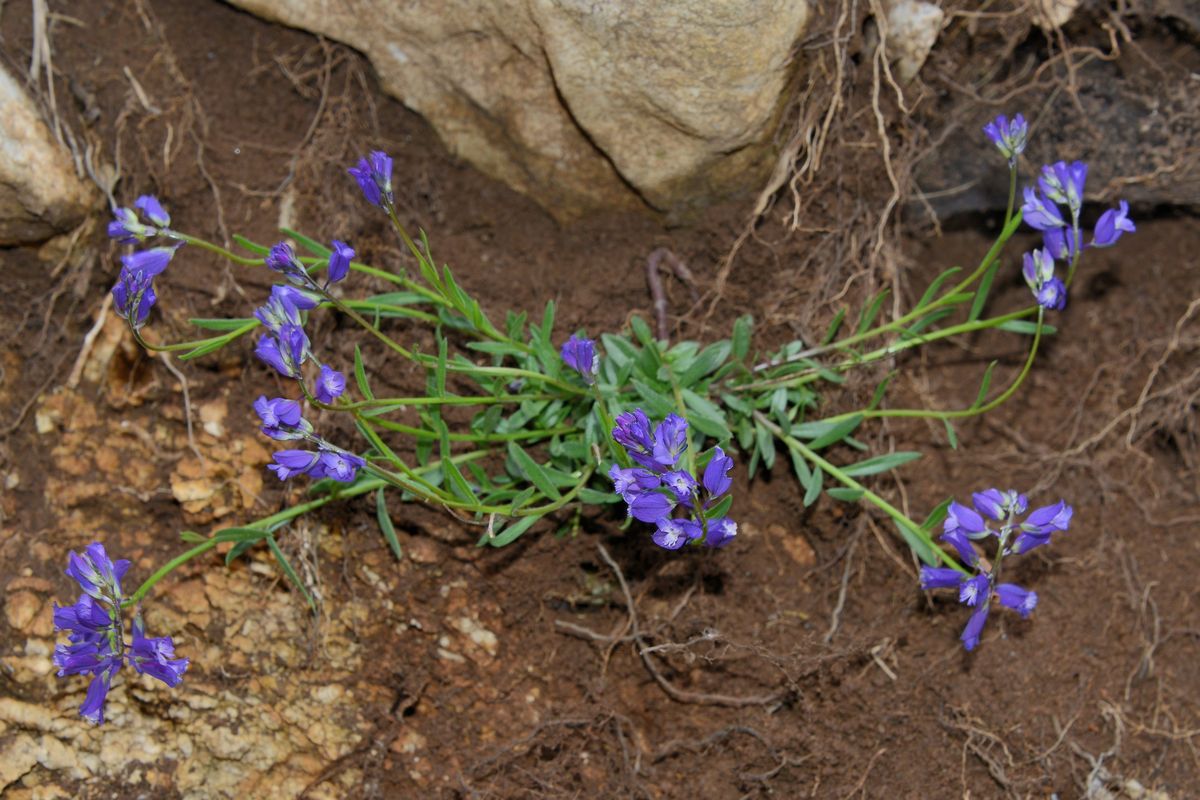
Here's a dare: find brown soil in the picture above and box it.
[1,2,1198,798]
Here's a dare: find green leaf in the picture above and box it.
[179,530,206,543]
[630,315,656,348]
[682,388,731,440]
[631,379,677,419]
[233,234,269,256]
[901,309,955,339]
[266,534,315,611]
[827,487,864,502]
[802,466,823,506]
[914,266,962,310]
[754,420,776,470]
[822,308,846,345]
[677,341,731,386]
[921,497,953,531]
[841,451,922,477]
[705,494,734,520]
[868,373,895,411]
[188,317,256,331]
[354,346,374,400]
[376,488,403,560]
[968,262,999,322]
[805,414,864,450]
[578,487,622,505]
[485,514,541,547]
[280,227,332,258]
[732,314,754,360]
[507,442,562,501]
[212,526,271,543]
[789,445,812,485]
[894,518,938,566]
[856,289,890,336]
[998,320,1055,335]
[943,418,958,449]
[601,334,638,368]
[225,539,259,565]
[466,341,527,357]
[972,361,998,409]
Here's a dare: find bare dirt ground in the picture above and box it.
[1,2,1198,798]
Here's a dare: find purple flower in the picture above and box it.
[1021,187,1066,231]
[972,488,1027,520]
[662,470,697,505]
[652,518,702,550]
[613,409,660,470]
[1042,226,1083,262]
[958,574,990,607]
[996,584,1038,618]
[609,465,661,503]
[53,594,113,632]
[651,414,689,469]
[107,207,153,244]
[628,490,675,523]
[1092,200,1135,247]
[1022,248,1067,311]
[327,240,355,284]
[121,247,176,279]
[265,241,312,286]
[1038,161,1087,216]
[348,150,394,208]
[560,334,598,383]
[112,268,158,329]
[315,365,346,404]
[960,602,990,651]
[944,501,988,540]
[1036,277,1067,311]
[255,324,310,378]
[940,529,979,567]
[314,448,366,482]
[982,113,1027,162]
[65,543,130,601]
[255,285,319,332]
[253,395,310,440]
[919,566,965,590]
[1012,500,1073,554]
[134,195,171,227]
[78,669,119,725]
[702,447,733,498]
[703,517,737,548]
[129,617,189,687]
[267,449,322,481]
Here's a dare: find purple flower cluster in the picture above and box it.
[348,151,394,209]
[252,284,346,405]
[254,396,366,483]
[107,196,182,329]
[609,409,737,551]
[920,489,1073,651]
[53,543,189,724]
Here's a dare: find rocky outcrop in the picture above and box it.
[0,66,97,244]
[226,0,811,219]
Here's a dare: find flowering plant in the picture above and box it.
[55,110,1136,722]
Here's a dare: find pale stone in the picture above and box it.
[883,0,945,84]
[225,0,810,219]
[0,66,97,244]
[4,592,41,633]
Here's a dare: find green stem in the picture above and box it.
[754,411,967,574]
[121,539,221,607]
[337,392,559,410]
[171,233,262,265]
[370,418,574,443]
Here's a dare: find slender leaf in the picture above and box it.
[827,487,864,502]
[188,317,256,332]
[841,451,922,477]
[943,418,958,449]
[972,361,998,409]
[376,488,403,560]
[802,466,823,506]
[508,442,562,500]
[805,414,864,450]
[968,262,999,322]
[233,235,269,256]
[354,345,374,400]
[732,315,754,361]
[705,494,734,520]
[486,514,541,547]
[280,227,332,258]
[856,289,890,336]
[998,320,1056,335]
[822,308,846,345]
[914,266,962,310]
[266,534,315,610]
[630,315,655,348]
[754,420,776,470]
[225,539,259,565]
[682,388,731,440]
[894,519,938,565]
[868,373,895,411]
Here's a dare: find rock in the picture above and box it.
[770,524,816,567]
[0,65,97,244]
[882,1,944,84]
[226,0,811,219]
[4,592,42,633]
